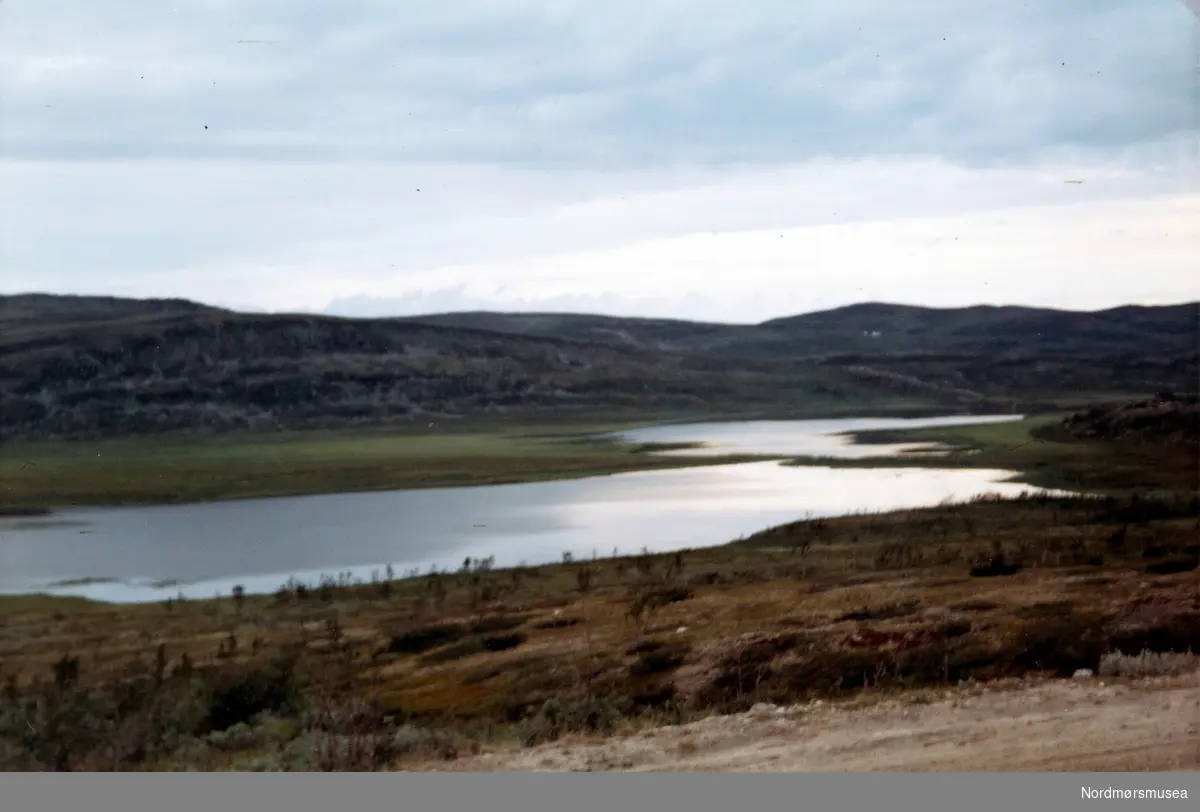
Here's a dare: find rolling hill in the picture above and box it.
[404,301,1199,359]
[1,294,1195,440]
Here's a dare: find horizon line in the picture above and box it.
[2,290,1198,328]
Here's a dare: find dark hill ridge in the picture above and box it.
[0,294,1196,440]
[0,293,224,329]
[402,301,1198,360]
[398,311,748,355]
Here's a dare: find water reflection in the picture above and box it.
[0,416,1043,604]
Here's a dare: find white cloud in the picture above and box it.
[1,1,1194,163]
[1,1,1197,318]
[4,151,1195,322]
[319,193,1200,321]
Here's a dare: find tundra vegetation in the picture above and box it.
[0,398,1195,771]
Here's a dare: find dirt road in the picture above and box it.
[416,671,1200,772]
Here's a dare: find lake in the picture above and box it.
[0,415,1039,604]
[605,414,1021,457]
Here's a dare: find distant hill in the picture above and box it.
[404,302,1199,360]
[1,294,1195,440]
[0,293,225,337]
[400,311,748,355]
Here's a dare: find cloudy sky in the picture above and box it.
[2,0,1198,323]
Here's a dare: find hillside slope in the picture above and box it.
[407,301,1198,360]
[1,294,1195,440]
[1056,392,1200,448]
[404,302,1198,412]
[0,300,920,439]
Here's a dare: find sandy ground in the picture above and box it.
[412,671,1200,772]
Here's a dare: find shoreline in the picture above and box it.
[1,451,784,515]
[0,412,1023,513]
[0,478,1071,611]
[0,413,1061,607]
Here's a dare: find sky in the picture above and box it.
[2,0,1198,324]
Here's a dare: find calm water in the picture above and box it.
[0,415,1036,604]
[608,414,1020,457]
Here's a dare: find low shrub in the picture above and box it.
[517,694,628,747]
[387,624,466,655]
[1097,649,1200,678]
[628,642,690,677]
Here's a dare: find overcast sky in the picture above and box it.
[2,0,1198,323]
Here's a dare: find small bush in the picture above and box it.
[518,694,627,747]
[199,656,301,734]
[388,617,528,658]
[470,615,528,635]
[1008,614,1108,676]
[933,618,972,639]
[691,634,803,709]
[387,624,465,655]
[628,642,690,677]
[308,697,393,772]
[1014,601,1074,619]
[419,632,526,664]
[629,683,678,712]
[626,585,695,628]
[391,724,462,761]
[1107,611,1200,656]
[205,722,260,752]
[838,600,921,622]
[970,557,1022,578]
[770,648,884,696]
[1097,649,1200,678]
[311,733,395,772]
[1144,556,1199,575]
[482,633,526,652]
[626,639,669,656]
[419,638,485,665]
[874,543,924,570]
[951,599,1000,613]
[651,585,694,605]
[228,751,289,772]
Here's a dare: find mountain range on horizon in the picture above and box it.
[5,290,1198,328]
[1,292,1196,441]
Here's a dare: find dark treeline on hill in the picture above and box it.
[1,293,1196,440]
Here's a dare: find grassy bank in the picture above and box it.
[3,407,1133,511]
[0,400,1024,511]
[0,486,1196,771]
[784,414,1198,494]
[0,420,775,510]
